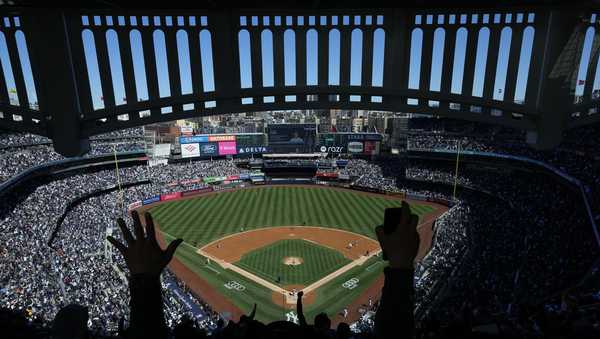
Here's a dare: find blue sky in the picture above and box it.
[0,14,599,112]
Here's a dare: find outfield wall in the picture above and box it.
[132,180,453,211]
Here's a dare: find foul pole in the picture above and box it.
[113,144,125,214]
[452,140,461,201]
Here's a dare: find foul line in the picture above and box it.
[205,265,221,274]
[301,249,381,295]
[198,248,290,296]
[198,246,382,303]
[366,261,382,272]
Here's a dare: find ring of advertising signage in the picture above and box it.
[161,192,182,201]
[319,145,345,153]
[142,195,160,205]
[364,141,377,155]
[200,143,218,156]
[348,141,364,153]
[181,143,200,158]
[218,141,237,155]
[209,135,235,142]
[180,135,209,144]
[237,146,269,154]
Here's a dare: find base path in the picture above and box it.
[201,226,381,262]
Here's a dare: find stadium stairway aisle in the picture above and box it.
[163,275,215,328]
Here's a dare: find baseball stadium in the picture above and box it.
[139,185,444,323]
[1,1,600,339]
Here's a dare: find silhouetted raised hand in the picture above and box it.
[107,210,183,276]
[106,210,183,339]
[375,201,420,269]
[374,201,419,339]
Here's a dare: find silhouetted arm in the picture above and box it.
[374,202,419,339]
[128,273,165,338]
[296,291,307,327]
[107,211,183,339]
[375,267,414,338]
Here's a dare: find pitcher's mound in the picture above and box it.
[283,256,303,266]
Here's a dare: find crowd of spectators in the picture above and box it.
[338,154,600,337]
[0,159,246,337]
[0,128,146,183]
[406,118,600,214]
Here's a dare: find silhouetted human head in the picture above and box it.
[52,304,88,339]
[173,317,202,339]
[216,318,225,329]
[314,312,331,331]
[336,322,351,339]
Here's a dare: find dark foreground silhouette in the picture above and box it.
[2,203,599,339]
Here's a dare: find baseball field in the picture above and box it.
[144,185,444,324]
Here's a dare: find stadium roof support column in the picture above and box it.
[29,10,90,156]
[212,10,241,113]
[527,10,582,150]
[382,9,410,109]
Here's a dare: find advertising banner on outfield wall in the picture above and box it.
[181,143,200,158]
[128,201,142,210]
[227,175,240,181]
[240,173,250,180]
[161,192,181,201]
[203,176,227,183]
[180,179,202,185]
[143,195,160,205]
[181,187,213,197]
[203,176,217,183]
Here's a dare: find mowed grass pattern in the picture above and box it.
[235,239,351,286]
[151,187,438,323]
[151,186,436,246]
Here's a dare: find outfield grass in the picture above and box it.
[235,239,351,286]
[151,186,437,323]
[151,186,435,246]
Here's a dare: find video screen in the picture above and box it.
[267,124,317,153]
